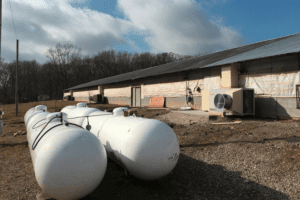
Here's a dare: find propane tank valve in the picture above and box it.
[86,124,91,131]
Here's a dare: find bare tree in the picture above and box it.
[45,43,81,90]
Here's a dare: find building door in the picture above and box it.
[131,87,141,107]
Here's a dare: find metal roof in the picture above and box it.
[65,33,300,91]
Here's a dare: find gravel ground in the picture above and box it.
[156,112,300,199]
[1,101,300,199]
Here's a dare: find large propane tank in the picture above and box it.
[60,103,100,126]
[25,106,107,200]
[24,105,47,126]
[62,105,180,181]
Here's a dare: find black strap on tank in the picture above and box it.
[32,124,63,150]
[31,116,63,150]
[31,115,87,150]
[31,113,113,150]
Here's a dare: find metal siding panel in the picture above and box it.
[246,58,272,74]
[136,87,141,107]
[272,54,299,73]
[205,34,300,68]
[132,88,136,107]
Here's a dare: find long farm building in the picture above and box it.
[64,33,300,118]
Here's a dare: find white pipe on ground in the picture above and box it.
[25,106,107,200]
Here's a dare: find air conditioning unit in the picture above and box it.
[93,94,104,103]
[202,88,255,115]
[64,95,73,101]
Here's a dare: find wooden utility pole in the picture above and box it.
[15,40,18,116]
[0,0,2,60]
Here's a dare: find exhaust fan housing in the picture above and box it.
[93,94,104,103]
[203,88,255,115]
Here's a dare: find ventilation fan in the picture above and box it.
[214,94,232,111]
[202,88,255,115]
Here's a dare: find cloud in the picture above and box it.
[1,0,243,63]
[2,0,135,63]
[118,0,243,55]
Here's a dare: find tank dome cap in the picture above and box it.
[113,107,129,116]
[35,105,47,112]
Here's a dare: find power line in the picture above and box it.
[8,0,17,39]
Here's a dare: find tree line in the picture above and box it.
[0,43,192,104]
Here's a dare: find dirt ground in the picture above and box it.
[1,100,300,199]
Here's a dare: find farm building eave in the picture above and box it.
[64,33,300,91]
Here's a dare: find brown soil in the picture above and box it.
[1,101,300,199]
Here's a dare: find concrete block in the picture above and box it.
[276,97,296,109]
[141,97,151,107]
[165,96,202,109]
[107,97,131,106]
[165,97,187,108]
[281,108,300,118]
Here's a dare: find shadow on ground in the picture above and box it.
[83,154,289,200]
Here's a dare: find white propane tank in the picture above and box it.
[26,110,51,133]
[61,103,99,126]
[80,107,180,181]
[24,105,47,126]
[25,107,107,200]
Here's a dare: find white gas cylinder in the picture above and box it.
[80,107,179,181]
[24,105,47,126]
[61,103,99,126]
[25,107,107,200]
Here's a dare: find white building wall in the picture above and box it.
[239,71,300,97]
[104,86,131,97]
[72,89,98,101]
[64,92,70,97]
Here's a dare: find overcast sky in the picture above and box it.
[1,0,300,64]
